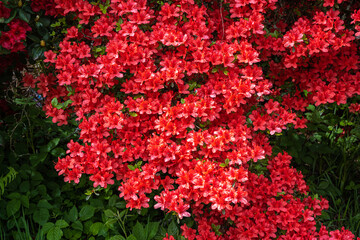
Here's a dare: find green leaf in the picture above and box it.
[42,222,55,234]
[46,138,60,152]
[27,34,41,42]
[51,98,59,108]
[19,181,30,193]
[167,220,179,236]
[33,208,50,225]
[38,17,51,27]
[18,9,31,23]
[56,220,69,228]
[318,181,329,190]
[7,192,21,200]
[90,222,103,235]
[68,206,78,222]
[37,199,53,209]
[71,221,83,231]
[127,234,137,240]
[47,226,63,240]
[20,195,29,208]
[104,209,116,218]
[79,205,95,221]
[128,165,136,171]
[32,46,45,60]
[30,152,48,166]
[109,236,126,240]
[133,222,145,240]
[147,222,160,240]
[6,199,21,216]
[51,147,66,157]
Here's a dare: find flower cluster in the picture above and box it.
[24,0,360,238]
[0,19,31,52]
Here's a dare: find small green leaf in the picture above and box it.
[33,208,50,225]
[6,199,21,216]
[167,220,179,236]
[79,205,95,221]
[109,236,126,240]
[32,46,45,60]
[71,221,83,231]
[20,195,29,208]
[104,209,116,218]
[30,152,48,166]
[27,34,41,42]
[51,147,66,157]
[133,222,145,240]
[7,192,21,200]
[42,222,55,234]
[38,17,51,27]
[90,222,104,236]
[51,98,59,108]
[318,181,329,190]
[68,206,78,222]
[147,222,160,240]
[37,199,53,209]
[128,165,136,171]
[127,234,137,240]
[55,220,69,228]
[47,226,63,240]
[46,138,60,152]
[19,9,31,23]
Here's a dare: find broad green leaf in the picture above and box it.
[6,192,21,200]
[71,221,83,231]
[104,209,116,218]
[167,220,179,236]
[33,208,50,225]
[38,17,51,27]
[79,205,95,221]
[68,206,78,222]
[109,236,126,240]
[42,222,55,234]
[19,9,31,22]
[90,222,103,235]
[20,195,29,208]
[133,222,145,240]
[127,234,137,240]
[6,199,21,216]
[55,220,69,228]
[30,152,48,166]
[46,138,60,152]
[51,147,66,157]
[37,199,53,209]
[32,46,45,60]
[47,226,63,240]
[19,181,30,192]
[147,222,160,240]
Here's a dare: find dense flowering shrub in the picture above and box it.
[22,0,360,238]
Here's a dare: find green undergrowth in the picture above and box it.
[273,101,360,237]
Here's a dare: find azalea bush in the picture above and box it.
[8,0,360,239]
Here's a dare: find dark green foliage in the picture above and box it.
[273,101,360,236]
